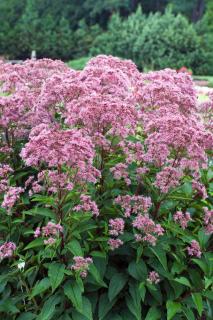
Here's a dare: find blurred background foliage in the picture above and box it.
[0,0,213,74]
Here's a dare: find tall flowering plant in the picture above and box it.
[0,56,212,319]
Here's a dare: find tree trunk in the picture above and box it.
[192,0,205,22]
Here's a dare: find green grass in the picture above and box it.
[197,93,209,103]
[67,56,91,70]
[193,75,213,88]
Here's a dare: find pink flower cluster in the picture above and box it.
[0,59,68,142]
[155,167,183,193]
[133,214,164,246]
[0,164,13,193]
[74,195,99,217]
[34,221,63,245]
[187,240,201,258]
[65,55,140,147]
[110,163,131,185]
[109,218,125,236]
[115,195,152,217]
[2,187,24,213]
[134,68,212,194]
[21,124,99,183]
[108,217,125,251]
[173,211,192,229]
[71,256,93,278]
[0,242,16,261]
[203,207,213,235]
[147,271,160,284]
[108,239,124,251]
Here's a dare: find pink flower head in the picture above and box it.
[2,187,24,212]
[0,242,16,261]
[110,163,131,185]
[34,227,41,238]
[187,240,201,258]
[109,218,125,236]
[115,195,152,217]
[42,221,63,237]
[147,271,160,284]
[21,124,100,184]
[44,237,56,245]
[203,207,213,235]
[173,211,192,229]
[108,238,123,250]
[71,256,93,278]
[133,214,164,246]
[74,195,99,217]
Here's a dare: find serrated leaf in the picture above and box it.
[126,282,141,320]
[166,300,181,320]
[48,263,65,292]
[89,263,107,287]
[0,298,19,314]
[37,295,60,320]
[108,273,128,301]
[81,297,93,320]
[139,282,146,302]
[24,207,56,219]
[151,247,168,271]
[24,238,44,250]
[67,239,83,256]
[16,313,36,320]
[98,293,116,320]
[182,307,195,320]
[192,258,208,273]
[174,277,191,287]
[30,278,51,298]
[145,306,161,320]
[64,280,83,313]
[192,293,203,316]
[204,277,213,289]
[128,260,147,281]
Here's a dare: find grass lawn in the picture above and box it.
[67,56,91,70]
[193,75,213,87]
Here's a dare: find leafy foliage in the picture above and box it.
[0,55,212,319]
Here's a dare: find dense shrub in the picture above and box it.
[67,57,91,70]
[91,9,211,74]
[0,56,212,319]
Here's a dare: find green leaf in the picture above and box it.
[24,207,56,219]
[166,300,181,320]
[126,282,141,320]
[16,313,36,320]
[145,306,161,320]
[205,277,213,290]
[64,280,83,313]
[182,307,195,320]
[139,282,146,302]
[192,293,203,316]
[89,263,107,287]
[0,298,19,314]
[81,297,93,320]
[151,247,168,271]
[24,238,44,250]
[48,263,65,292]
[108,273,128,301]
[72,297,93,320]
[174,277,191,288]
[198,229,210,248]
[37,295,60,320]
[30,278,51,298]
[98,293,116,320]
[128,260,147,281]
[67,239,83,256]
[192,258,208,274]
